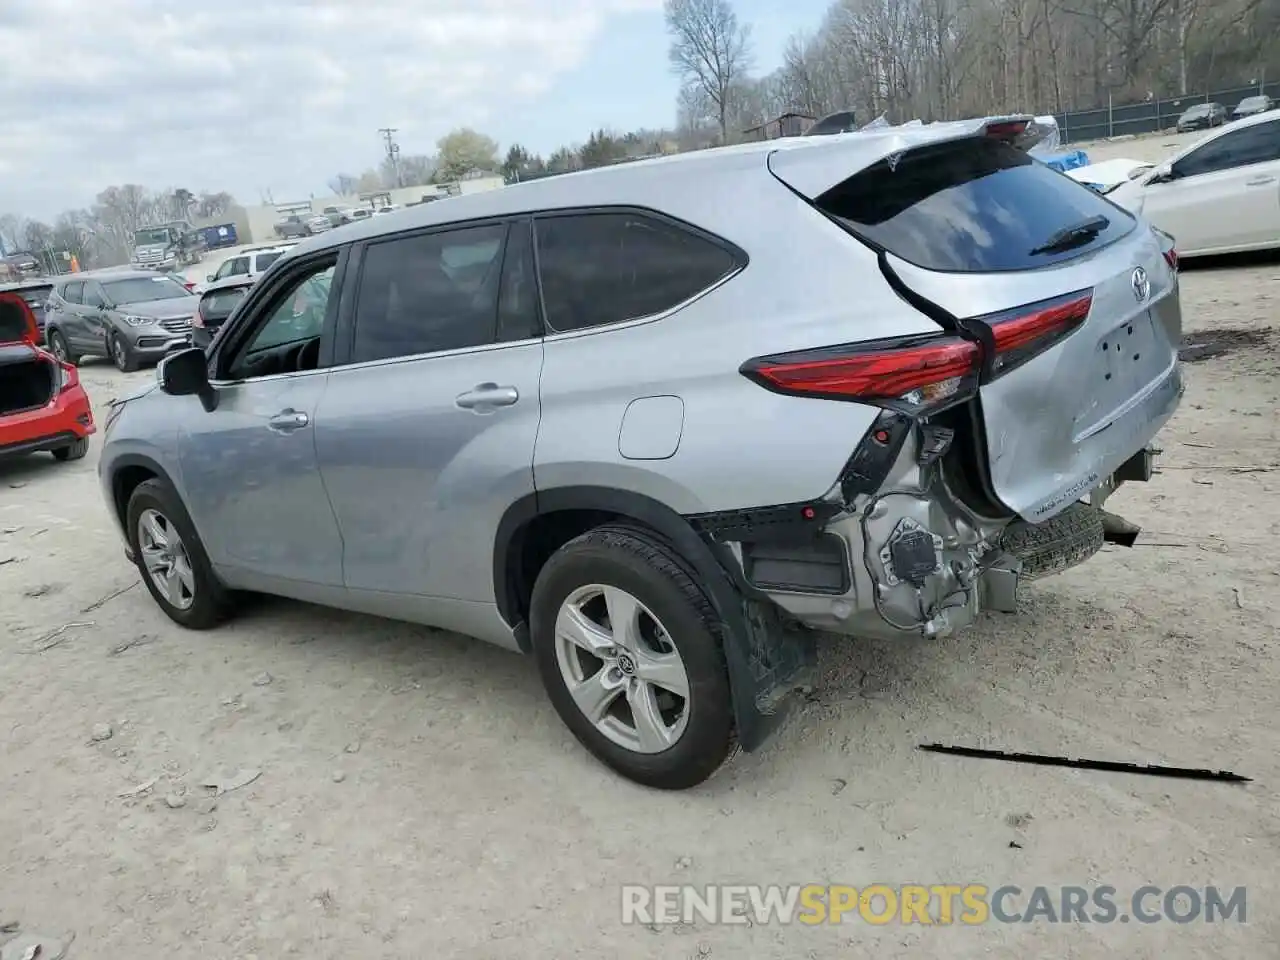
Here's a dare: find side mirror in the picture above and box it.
[1147,163,1174,184]
[158,347,218,412]
[207,274,216,282]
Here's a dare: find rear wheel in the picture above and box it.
[51,437,89,461]
[47,329,77,365]
[126,478,234,629]
[529,524,736,790]
[110,333,139,372]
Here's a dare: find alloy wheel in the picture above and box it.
[553,584,691,754]
[112,336,128,370]
[50,335,67,361]
[137,508,196,610]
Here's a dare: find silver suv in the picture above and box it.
[98,117,1183,789]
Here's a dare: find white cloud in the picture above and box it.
[0,0,661,219]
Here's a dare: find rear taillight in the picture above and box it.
[183,281,197,292]
[193,304,206,328]
[981,291,1093,377]
[741,334,981,416]
[741,291,1092,414]
[53,359,78,393]
[1153,228,1178,271]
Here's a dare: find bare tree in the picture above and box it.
[328,174,358,196]
[665,0,753,142]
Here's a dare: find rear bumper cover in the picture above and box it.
[0,385,95,458]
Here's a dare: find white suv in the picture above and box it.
[205,247,290,287]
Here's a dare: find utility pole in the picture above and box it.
[379,127,402,188]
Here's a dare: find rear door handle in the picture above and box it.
[267,408,310,432]
[455,383,519,410]
[1245,176,1277,186]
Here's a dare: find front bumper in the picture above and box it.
[130,331,192,357]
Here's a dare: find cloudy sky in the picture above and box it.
[0,0,829,221]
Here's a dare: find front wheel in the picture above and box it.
[529,524,736,790]
[126,478,234,629]
[110,333,139,372]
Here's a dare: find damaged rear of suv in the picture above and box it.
[98,116,1180,791]
[522,116,1180,786]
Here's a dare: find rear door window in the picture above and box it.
[815,136,1137,273]
[350,223,509,363]
[533,211,741,332]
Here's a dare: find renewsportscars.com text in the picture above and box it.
[621,884,1247,926]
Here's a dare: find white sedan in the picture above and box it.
[1108,109,1280,257]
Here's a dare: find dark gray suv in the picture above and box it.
[44,270,197,371]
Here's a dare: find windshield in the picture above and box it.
[134,228,172,245]
[1239,97,1266,109]
[103,274,192,304]
[1183,105,1212,117]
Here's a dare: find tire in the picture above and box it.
[47,329,77,365]
[529,524,736,790]
[110,332,139,372]
[999,501,1105,581]
[125,478,234,629]
[52,437,90,461]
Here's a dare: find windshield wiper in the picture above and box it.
[1028,214,1110,256]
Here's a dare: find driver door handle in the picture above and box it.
[1246,176,1277,186]
[455,383,519,410]
[267,409,310,432]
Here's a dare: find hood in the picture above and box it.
[1066,158,1153,192]
[0,291,39,345]
[116,296,197,319]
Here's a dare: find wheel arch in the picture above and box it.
[106,452,177,532]
[494,486,816,752]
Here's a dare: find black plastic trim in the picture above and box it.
[840,409,912,500]
[686,499,843,544]
[0,430,79,459]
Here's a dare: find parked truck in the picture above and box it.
[131,221,205,272]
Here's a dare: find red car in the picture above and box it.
[0,290,95,462]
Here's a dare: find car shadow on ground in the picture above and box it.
[0,449,79,485]
[1178,248,1280,272]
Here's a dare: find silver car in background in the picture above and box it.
[98,116,1182,789]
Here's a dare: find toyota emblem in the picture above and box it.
[1131,266,1151,303]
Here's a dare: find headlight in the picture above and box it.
[122,314,152,326]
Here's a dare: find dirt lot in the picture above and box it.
[2,258,1278,958]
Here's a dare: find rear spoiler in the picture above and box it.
[980,115,1053,152]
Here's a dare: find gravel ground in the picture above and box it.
[2,257,1278,958]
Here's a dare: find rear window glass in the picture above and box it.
[203,287,248,320]
[19,287,51,306]
[255,252,283,271]
[815,137,1136,273]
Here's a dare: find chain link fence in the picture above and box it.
[1054,81,1280,144]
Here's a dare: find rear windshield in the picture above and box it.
[18,286,51,306]
[202,287,249,320]
[816,136,1136,272]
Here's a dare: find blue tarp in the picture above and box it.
[1038,149,1090,172]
